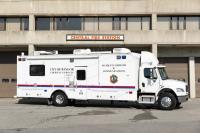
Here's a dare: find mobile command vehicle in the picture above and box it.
[17,48,188,110]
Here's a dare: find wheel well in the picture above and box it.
[158,88,178,101]
[51,90,67,99]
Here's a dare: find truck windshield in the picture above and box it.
[158,67,168,80]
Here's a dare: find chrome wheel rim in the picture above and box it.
[161,97,172,108]
[56,95,64,104]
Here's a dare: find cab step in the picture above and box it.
[138,95,155,104]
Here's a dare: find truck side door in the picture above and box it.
[139,66,160,93]
[74,66,87,99]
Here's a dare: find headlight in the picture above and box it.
[176,88,185,92]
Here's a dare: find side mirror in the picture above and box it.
[151,75,157,80]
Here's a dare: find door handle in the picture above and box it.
[142,83,145,87]
[160,85,164,88]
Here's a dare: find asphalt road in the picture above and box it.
[0,98,199,133]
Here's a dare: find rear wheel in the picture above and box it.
[158,92,177,110]
[52,92,68,107]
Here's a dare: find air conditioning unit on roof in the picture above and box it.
[113,48,131,54]
[73,49,91,55]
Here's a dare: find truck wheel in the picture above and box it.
[158,92,177,110]
[52,92,68,107]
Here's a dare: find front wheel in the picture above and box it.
[158,92,177,110]
[52,92,68,107]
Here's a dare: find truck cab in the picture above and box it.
[138,51,188,110]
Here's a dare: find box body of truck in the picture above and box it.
[17,49,140,101]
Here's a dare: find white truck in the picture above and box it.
[17,48,188,110]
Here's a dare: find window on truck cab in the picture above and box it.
[144,68,157,79]
[30,65,45,76]
[76,70,86,80]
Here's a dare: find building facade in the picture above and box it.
[0,0,200,98]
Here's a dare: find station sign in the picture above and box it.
[66,34,124,41]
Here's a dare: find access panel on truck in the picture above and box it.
[94,53,139,101]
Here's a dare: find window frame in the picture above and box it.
[30,65,45,76]
[169,16,186,30]
[20,17,29,31]
[0,17,6,31]
[76,70,86,80]
[144,68,157,79]
[35,17,51,30]
[54,16,82,30]
[112,17,121,30]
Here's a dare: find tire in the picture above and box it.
[52,92,68,107]
[158,92,177,110]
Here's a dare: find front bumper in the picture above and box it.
[177,95,189,103]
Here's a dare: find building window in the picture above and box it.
[120,17,127,30]
[30,65,45,76]
[158,16,186,30]
[55,17,81,30]
[98,17,112,31]
[20,17,29,31]
[128,16,151,30]
[11,79,17,83]
[170,17,178,30]
[128,17,141,30]
[2,79,9,83]
[157,17,171,30]
[33,16,153,31]
[144,68,157,79]
[1,17,29,31]
[35,17,50,30]
[0,18,6,31]
[77,70,86,80]
[113,17,121,30]
[178,17,186,30]
[170,17,186,30]
[158,16,200,30]
[83,17,98,31]
[112,17,128,30]
[6,18,21,31]
[34,16,152,31]
[186,16,200,30]
[82,16,150,31]
[141,17,151,30]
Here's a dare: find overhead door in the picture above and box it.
[195,58,200,97]
[0,52,19,97]
[159,57,189,85]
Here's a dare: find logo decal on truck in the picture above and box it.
[110,74,118,84]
